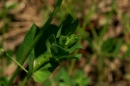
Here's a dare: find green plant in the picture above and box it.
[43,67,89,86]
[0,0,82,86]
[77,0,126,84]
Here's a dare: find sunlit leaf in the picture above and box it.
[34,64,51,82]
[34,58,59,82]
[65,34,79,48]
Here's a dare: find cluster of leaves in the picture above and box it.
[0,0,84,85]
[0,14,82,86]
[15,14,82,83]
[34,15,82,82]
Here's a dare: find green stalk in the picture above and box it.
[69,59,76,75]
[33,54,52,72]
[20,52,52,86]
[69,49,78,75]
[0,48,28,73]
[7,0,62,85]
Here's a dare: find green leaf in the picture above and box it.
[34,58,59,82]
[65,34,79,48]
[35,24,59,58]
[59,35,67,47]
[50,44,69,57]
[67,19,78,35]
[58,54,82,61]
[61,19,78,36]
[46,34,57,52]
[34,63,51,83]
[113,38,124,55]
[68,42,82,54]
[82,78,90,86]
[59,14,73,35]
[73,70,84,83]
[56,25,62,38]
[74,54,82,59]
[73,70,89,86]
[62,14,73,29]
[16,24,39,61]
[54,67,71,85]
[46,34,57,46]
[57,14,73,37]
[101,38,116,52]
[34,51,51,71]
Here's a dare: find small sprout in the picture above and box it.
[65,34,79,48]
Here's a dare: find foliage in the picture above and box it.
[0,0,82,86]
[43,67,89,86]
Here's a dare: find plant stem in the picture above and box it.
[20,52,52,86]
[7,0,62,85]
[33,54,52,72]
[69,50,78,75]
[0,48,28,73]
[69,59,76,75]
